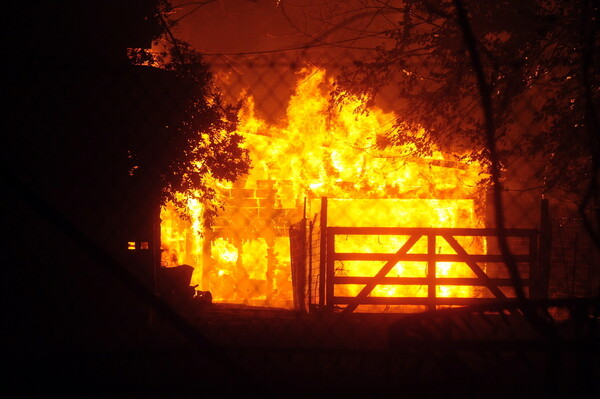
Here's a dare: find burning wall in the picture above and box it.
[160,68,486,309]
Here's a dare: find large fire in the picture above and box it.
[160,68,486,310]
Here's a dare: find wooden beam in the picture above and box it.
[536,199,549,300]
[318,197,327,309]
[427,233,436,311]
[322,227,538,313]
[333,276,531,286]
[333,253,533,263]
[326,226,335,310]
[334,296,522,306]
[329,226,538,237]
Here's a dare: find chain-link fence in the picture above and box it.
[6,3,599,397]
[551,218,600,298]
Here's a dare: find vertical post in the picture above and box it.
[303,197,307,219]
[538,198,552,300]
[149,201,161,324]
[264,184,276,306]
[289,219,307,312]
[326,225,335,310]
[152,201,160,295]
[572,233,578,296]
[265,235,275,306]
[201,215,214,293]
[319,197,328,310]
[529,230,538,299]
[427,233,436,312]
[308,220,313,311]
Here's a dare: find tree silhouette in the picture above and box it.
[302,0,599,243]
[3,0,250,367]
[6,0,250,232]
[127,1,250,219]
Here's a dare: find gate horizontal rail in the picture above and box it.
[334,253,533,262]
[334,277,532,285]
[328,227,537,236]
[333,297,524,306]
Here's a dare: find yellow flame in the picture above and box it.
[160,67,487,310]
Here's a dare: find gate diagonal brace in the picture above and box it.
[343,234,422,313]
[441,234,508,301]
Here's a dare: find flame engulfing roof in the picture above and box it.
[161,67,487,308]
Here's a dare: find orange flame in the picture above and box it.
[160,67,486,309]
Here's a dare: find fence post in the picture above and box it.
[308,220,313,311]
[538,198,552,300]
[427,233,437,311]
[326,224,335,311]
[289,218,306,312]
[319,196,328,310]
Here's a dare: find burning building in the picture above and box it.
[159,67,509,311]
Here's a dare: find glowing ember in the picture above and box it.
[160,67,486,309]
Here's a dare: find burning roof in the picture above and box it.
[160,67,487,308]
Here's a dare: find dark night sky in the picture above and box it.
[169,1,391,122]
[171,0,304,54]
[171,0,387,57]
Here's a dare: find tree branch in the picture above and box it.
[452,0,525,303]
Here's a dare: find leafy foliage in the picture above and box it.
[330,0,599,206]
[127,1,250,218]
